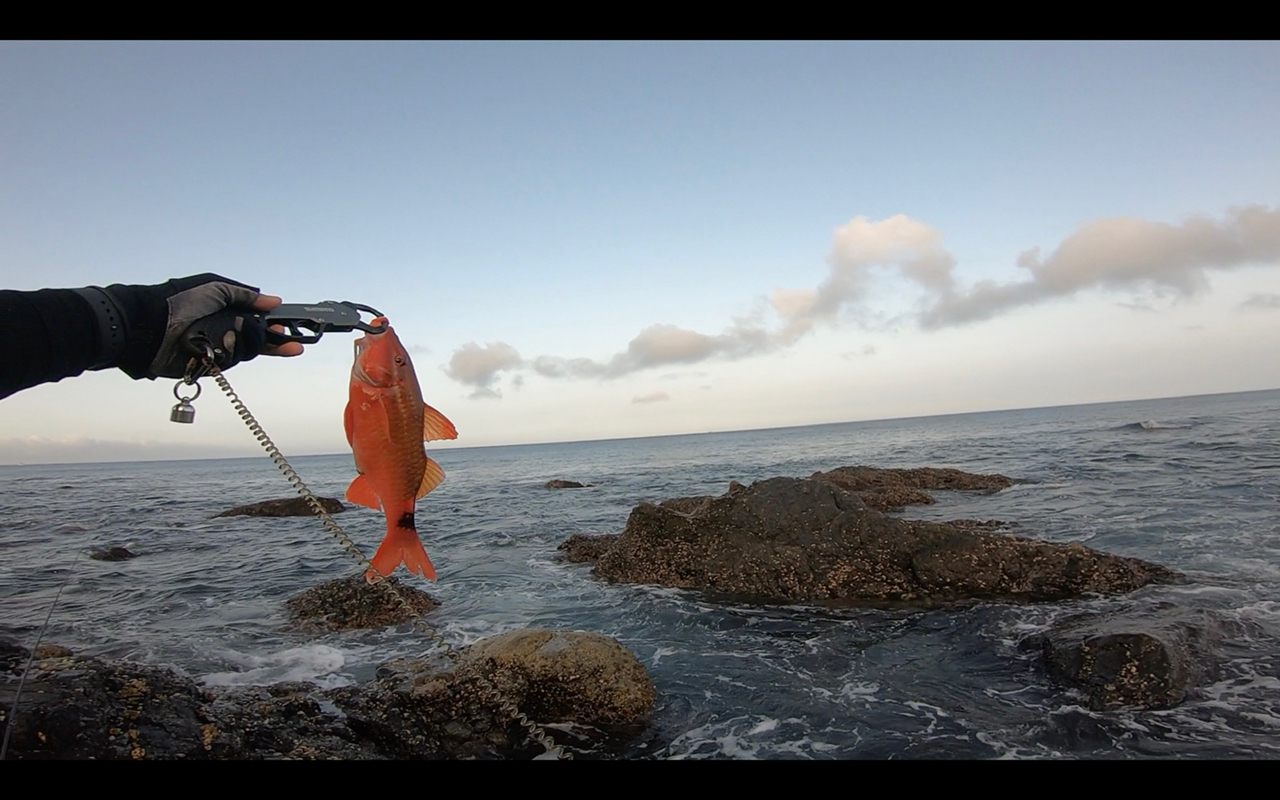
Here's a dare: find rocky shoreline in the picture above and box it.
[1,626,656,760]
[561,475,1178,605]
[2,465,1217,759]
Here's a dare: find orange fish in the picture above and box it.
[345,316,458,582]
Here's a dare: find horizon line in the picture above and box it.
[2,385,1276,468]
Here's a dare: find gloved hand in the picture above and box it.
[96,274,303,379]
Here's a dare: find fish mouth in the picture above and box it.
[352,338,378,386]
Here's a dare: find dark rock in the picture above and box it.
[0,629,655,760]
[588,477,1178,605]
[1,638,29,673]
[0,657,216,760]
[90,546,137,562]
[287,575,439,631]
[545,480,591,489]
[558,534,619,563]
[811,465,1014,511]
[33,645,74,659]
[214,497,346,518]
[374,629,657,748]
[1022,604,1224,710]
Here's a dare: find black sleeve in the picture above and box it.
[0,289,103,400]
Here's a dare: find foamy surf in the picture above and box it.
[199,644,351,689]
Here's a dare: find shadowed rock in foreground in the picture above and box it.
[0,629,656,760]
[811,465,1014,511]
[287,575,439,631]
[563,477,1178,605]
[214,497,346,518]
[1022,604,1226,710]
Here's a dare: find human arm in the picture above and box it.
[0,274,302,400]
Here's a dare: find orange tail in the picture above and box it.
[366,517,437,582]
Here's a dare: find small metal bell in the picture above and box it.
[170,399,196,423]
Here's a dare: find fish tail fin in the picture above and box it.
[366,515,437,583]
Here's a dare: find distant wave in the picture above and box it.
[1117,420,1192,431]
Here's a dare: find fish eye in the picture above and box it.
[394,356,405,365]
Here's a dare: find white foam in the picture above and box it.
[199,644,351,689]
[651,646,678,665]
[839,681,880,699]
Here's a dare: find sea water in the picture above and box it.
[2,389,1278,758]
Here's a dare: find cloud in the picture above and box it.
[771,214,957,342]
[658,371,709,380]
[1116,300,1157,312]
[921,205,1280,328]
[840,344,877,360]
[440,206,1280,394]
[444,341,523,399]
[0,436,251,465]
[533,319,775,381]
[1241,292,1280,310]
[632,391,670,404]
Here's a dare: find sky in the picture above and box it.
[1,41,1278,464]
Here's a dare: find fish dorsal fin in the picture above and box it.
[417,457,446,499]
[423,404,458,442]
[346,474,382,510]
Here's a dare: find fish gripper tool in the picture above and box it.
[178,301,389,368]
[259,301,388,346]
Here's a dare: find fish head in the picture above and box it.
[351,317,419,389]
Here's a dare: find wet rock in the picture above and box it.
[545,480,591,489]
[214,497,346,518]
[558,534,619,563]
[367,629,657,756]
[33,644,74,659]
[461,629,656,727]
[0,656,214,760]
[90,546,137,562]
[286,575,439,631]
[1022,604,1224,710]
[0,629,654,760]
[811,465,1014,511]
[586,477,1178,605]
[1,638,29,673]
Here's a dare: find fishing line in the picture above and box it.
[1,547,85,761]
[200,357,571,760]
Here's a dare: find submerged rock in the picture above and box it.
[811,465,1014,511]
[89,546,137,562]
[286,574,439,631]
[558,533,619,563]
[214,497,346,518]
[0,629,655,760]
[580,477,1178,605]
[1022,604,1225,710]
[545,480,591,489]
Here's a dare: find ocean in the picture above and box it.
[2,388,1278,758]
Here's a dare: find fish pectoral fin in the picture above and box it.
[346,474,382,510]
[416,457,446,499]
[423,404,459,442]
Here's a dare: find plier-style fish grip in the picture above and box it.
[261,302,388,345]
[179,301,389,370]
